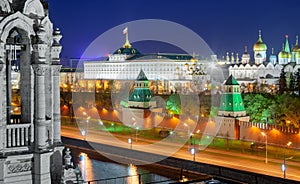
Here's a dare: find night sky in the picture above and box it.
[48,0,300,59]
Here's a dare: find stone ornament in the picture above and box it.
[32,64,48,76]
[51,65,62,76]
[7,162,32,174]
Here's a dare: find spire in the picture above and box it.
[258,30,263,42]
[226,52,230,62]
[236,53,239,62]
[225,75,239,85]
[231,52,235,63]
[296,35,299,46]
[244,46,248,54]
[284,35,290,53]
[122,27,132,48]
[272,48,274,55]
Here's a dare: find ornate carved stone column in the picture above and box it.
[51,28,62,144]
[51,64,61,144]
[0,42,6,150]
[32,64,48,150]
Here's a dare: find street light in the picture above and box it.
[128,138,132,149]
[261,132,268,163]
[190,145,196,161]
[135,127,139,142]
[189,133,196,161]
[283,141,292,179]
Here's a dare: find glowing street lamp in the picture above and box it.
[135,127,139,142]
[283,141,292,179]
[261,132,268,163]
[190,146,196,161]
[128,138,132,149]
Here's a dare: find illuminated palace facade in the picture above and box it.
[83,30,210,94]
[227,31,300,91]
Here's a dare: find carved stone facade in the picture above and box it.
[0,1,63,183]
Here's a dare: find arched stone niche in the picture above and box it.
[0,12,35,42]
[23,0,45,18]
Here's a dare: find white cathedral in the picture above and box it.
[228,31,300,88]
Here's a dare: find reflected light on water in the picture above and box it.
[79,152,94,182]
[127,163,139,184]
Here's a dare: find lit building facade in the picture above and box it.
[83,29,210,94]
[228,31,300,90]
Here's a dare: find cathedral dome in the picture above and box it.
[292,45,300,52]
[278,51,291,59]
[295,52,300,59]
[253,41,267,51]
[253,31,267,51]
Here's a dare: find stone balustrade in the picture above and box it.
[6,123,31,148]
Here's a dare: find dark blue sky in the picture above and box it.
[48,0,300,59]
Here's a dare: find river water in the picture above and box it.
[72,150,177,183]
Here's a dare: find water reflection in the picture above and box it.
[127,164,139,184]
[78,152,94,181]
[74,150,174,183]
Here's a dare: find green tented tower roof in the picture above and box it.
[224,75,239,85]
[136,69,148,81]
[218,75,246,117]
[128,70,156,108]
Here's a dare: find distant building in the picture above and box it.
[216,75,249,140]
[228,31,300,91]
[83,28,211,94]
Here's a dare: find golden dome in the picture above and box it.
[184,63,189,67]
[292,45,300,52]
[253,42,267,51]
[190,57,198,62]
[253,30,267,51]
[295,52,300,59]
[278,51,291,59]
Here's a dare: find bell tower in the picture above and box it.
[0,0,63,183]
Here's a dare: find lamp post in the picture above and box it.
[128,138,132,149]
[283,141,292,179]
[190,135,196,161]
[135,127,139,142]
[261,132,268,163]
[184,123,190,151]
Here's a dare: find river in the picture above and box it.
[71,149,180,183]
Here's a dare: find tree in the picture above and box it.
[295,68,300,95]
[278,68,287,94]
[166,94,181,114]
[289,72,295,94]
[243,94,274,123]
